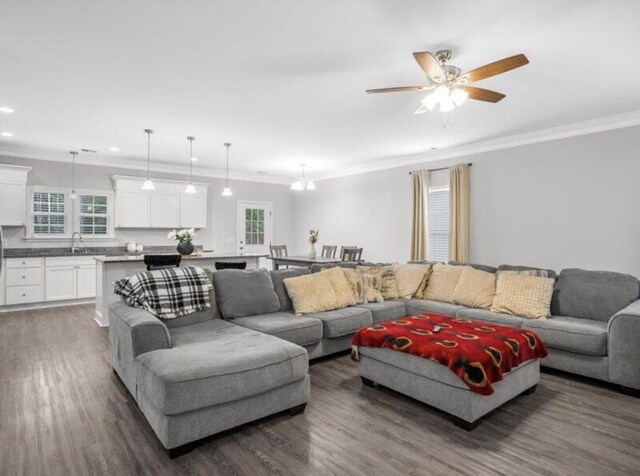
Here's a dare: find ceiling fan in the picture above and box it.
[366,50,529,114]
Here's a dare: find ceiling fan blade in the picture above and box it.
[461,86,505,103]
[366,86,428,94]
[413,52,446,82]
[460,54,529,83]
[414,103,428,115]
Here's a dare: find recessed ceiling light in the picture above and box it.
[109,146,120,152]
[190,157,198,162]
[0,106,14,114]
[1,131,13,137]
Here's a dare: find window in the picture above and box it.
[78,194,109,236]
[245,208,265,245]
[31,191,68,236]
[428,187,450,262]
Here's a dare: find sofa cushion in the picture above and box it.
[163,269,221,328]
[212,269,281,319]
[448,260,497,274]
[405,299,467,317]
[497,264,557,280]
[355,300,407,324]
[491,273,554,319]
[451,266,496,309]
[270,268,311,312]
[455,307,527,328]
[136,319,308,415]
[231,312,322,347]
[551,268,640,322]
[306,306,373,338]
[522,316,608,356]
[422,264,463,303]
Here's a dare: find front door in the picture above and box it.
[237,201,272,255]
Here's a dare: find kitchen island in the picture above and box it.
[94,252,267,326]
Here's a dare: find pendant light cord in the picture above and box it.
[144,129,153,179]
[187,136,195,183]
[225,143,231,187]
[71,151,77,191]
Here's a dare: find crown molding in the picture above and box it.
[314,110,640,181]
[0,147,292,186]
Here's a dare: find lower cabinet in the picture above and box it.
[45,265,77,301]
[45,257,97,302]
[76,264,97,299]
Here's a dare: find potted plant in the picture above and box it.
[308,229,319,259]
[168,228,196,256]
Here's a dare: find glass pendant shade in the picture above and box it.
[291,164,315,191]
[450,87,469,106]
[142,179,155,191]
[70,190,77,200]
[222,186,233,197]
[184,183,197,194]
[305,180,316,190]
[290,180,304,191]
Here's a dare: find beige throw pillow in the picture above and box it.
[284,271,341,316]
[322,267,364,305]
[491,273,554,319]
[422,264,464,303]
[451,266,496,309]
[393,263,430,299]
[361,274,384,303]
[357,265,399,300]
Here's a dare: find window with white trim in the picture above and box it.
[77,193,109,236]
[428,187,450,262]
[31,190,68,236]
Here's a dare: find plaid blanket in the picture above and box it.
[113,266,213,319]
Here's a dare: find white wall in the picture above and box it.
[0,155,293,253]
[292,126,640,276]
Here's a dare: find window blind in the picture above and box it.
[428,188,449,262]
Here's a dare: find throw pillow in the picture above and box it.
[357,265,399,300]
[491,273,554,319]
[361,273,384,303]
[320,266,358,308]
[211,269,281,319]
[498,269,551,278]
[451,266,496,309]
[283,271,341,316]
[393,263,430,299]
[323,267,365,304]
[422,263,464,303]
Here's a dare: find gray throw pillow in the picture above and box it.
[211,268,281,319]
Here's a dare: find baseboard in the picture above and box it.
[0,299,95,313]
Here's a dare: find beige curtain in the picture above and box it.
[410,169,429,261]
[449,164,470,262]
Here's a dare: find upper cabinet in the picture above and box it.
[112,176,208,229]
[0,165,31,226]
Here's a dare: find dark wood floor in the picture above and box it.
[1,304,639,476]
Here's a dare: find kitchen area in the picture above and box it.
[0,164,269,325]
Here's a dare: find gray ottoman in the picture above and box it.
[358,347,540,430]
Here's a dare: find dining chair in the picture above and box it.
[269,244,288,258]
[339,246,357,260]
[322,245,337,258]
[215,261,247,270]
[341,247,363,262]
[144,254,182,271]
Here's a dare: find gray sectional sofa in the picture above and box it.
[109,263,640,456]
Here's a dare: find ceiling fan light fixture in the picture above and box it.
[421,93,437,111]
[451,87,469,106]
[439,96,455,112]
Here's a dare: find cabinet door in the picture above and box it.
[115,190,150,228]
[150,192,180,228]
[45,266,77,301]
[76,264,97,299]
[180,194,207,228]
[0,182,26,226]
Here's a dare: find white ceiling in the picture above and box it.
[1,0,640,183]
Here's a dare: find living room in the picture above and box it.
[1,1,639,475]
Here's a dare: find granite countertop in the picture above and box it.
[94,252,269,263]
[2,245,194,259]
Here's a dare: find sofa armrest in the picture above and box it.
[108,302,171,397]
[608,299,640,390]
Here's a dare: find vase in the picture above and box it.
[177,240,195,256]
[308,242,317,259]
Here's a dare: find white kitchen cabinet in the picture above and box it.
[45,265,77,301]
[115,189,150,228]
[150,192,180,228]
[76,264,97,299]
[0,165,30,226]
[180,193,207,228]
[0,259,5,306]
[5,257,44,305]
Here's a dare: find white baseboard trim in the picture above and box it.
[0,299,95,314]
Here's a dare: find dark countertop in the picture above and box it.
[2,245,198,259]
[94,252,268,263]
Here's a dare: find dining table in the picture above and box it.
[267,255,344,270]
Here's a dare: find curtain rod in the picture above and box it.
[409,163,472,175]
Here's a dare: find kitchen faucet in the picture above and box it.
[71,232,83,254]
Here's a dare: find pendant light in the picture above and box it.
[184,136,197,194]
[291,164,315,191]
[222,142,233,197]
[69,151,78,199]
[142,128,155,190]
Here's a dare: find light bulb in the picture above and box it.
[142,179,155,190]
[305,180,316,190]
[451,88,469,106]
[290,180,304,191]
[184,183,197,194]
[434,85,449,102]
[421,92,438,111]
[439,96,455,112]
[70,190,77,200]
[222,186,233,197]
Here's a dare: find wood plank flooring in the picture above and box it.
[1,304,639,476]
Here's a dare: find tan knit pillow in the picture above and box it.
[451,266,496,309]
[394,263,430,299]
[422,264,464,303]
[283,271,341,316]
[358,265,399,300]
[491,273,554,319]
[321,267,361,306]
[361,274,384,303]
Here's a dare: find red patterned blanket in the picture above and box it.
[351,313,547,396]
